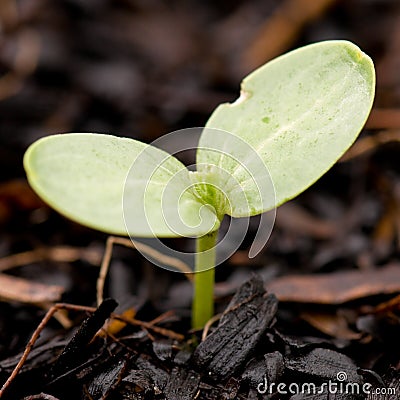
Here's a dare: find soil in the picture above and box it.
[1,0,400,399]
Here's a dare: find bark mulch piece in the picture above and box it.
[1,275,399,399]
[193,276,278,381]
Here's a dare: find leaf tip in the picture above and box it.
[342,41,376,96]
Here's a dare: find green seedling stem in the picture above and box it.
[193,230,218,329]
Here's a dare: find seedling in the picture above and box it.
[24,41,375,329]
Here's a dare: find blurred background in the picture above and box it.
[1,0,400,177]
[1,0,400,357]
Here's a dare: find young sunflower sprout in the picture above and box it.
[24,41,375,329]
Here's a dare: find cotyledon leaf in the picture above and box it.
[197,40,375,218]
[24,133,219,237]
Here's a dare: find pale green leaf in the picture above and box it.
[197,40,375,217]
[24,133,219,237]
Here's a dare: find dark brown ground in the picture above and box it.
[1,0,400,399]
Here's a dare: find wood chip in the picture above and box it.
[164,367,200,400]
[300,311,362,340]
[86,356,129,399]
[285,348,361,384]
[0,273,64,304]
[266,264,400,304]
[193,276,278,380]
[49,299,118,380]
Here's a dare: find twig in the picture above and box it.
[111,313,184,342]
[201,313,222,342]
[0,303,96,398]
[149,310,176,325]
[97,236,193,305]
[0,246,102,272]
[37,302,73,330]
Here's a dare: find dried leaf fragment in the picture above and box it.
[266,264,400,304]
[0,273,64,304]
